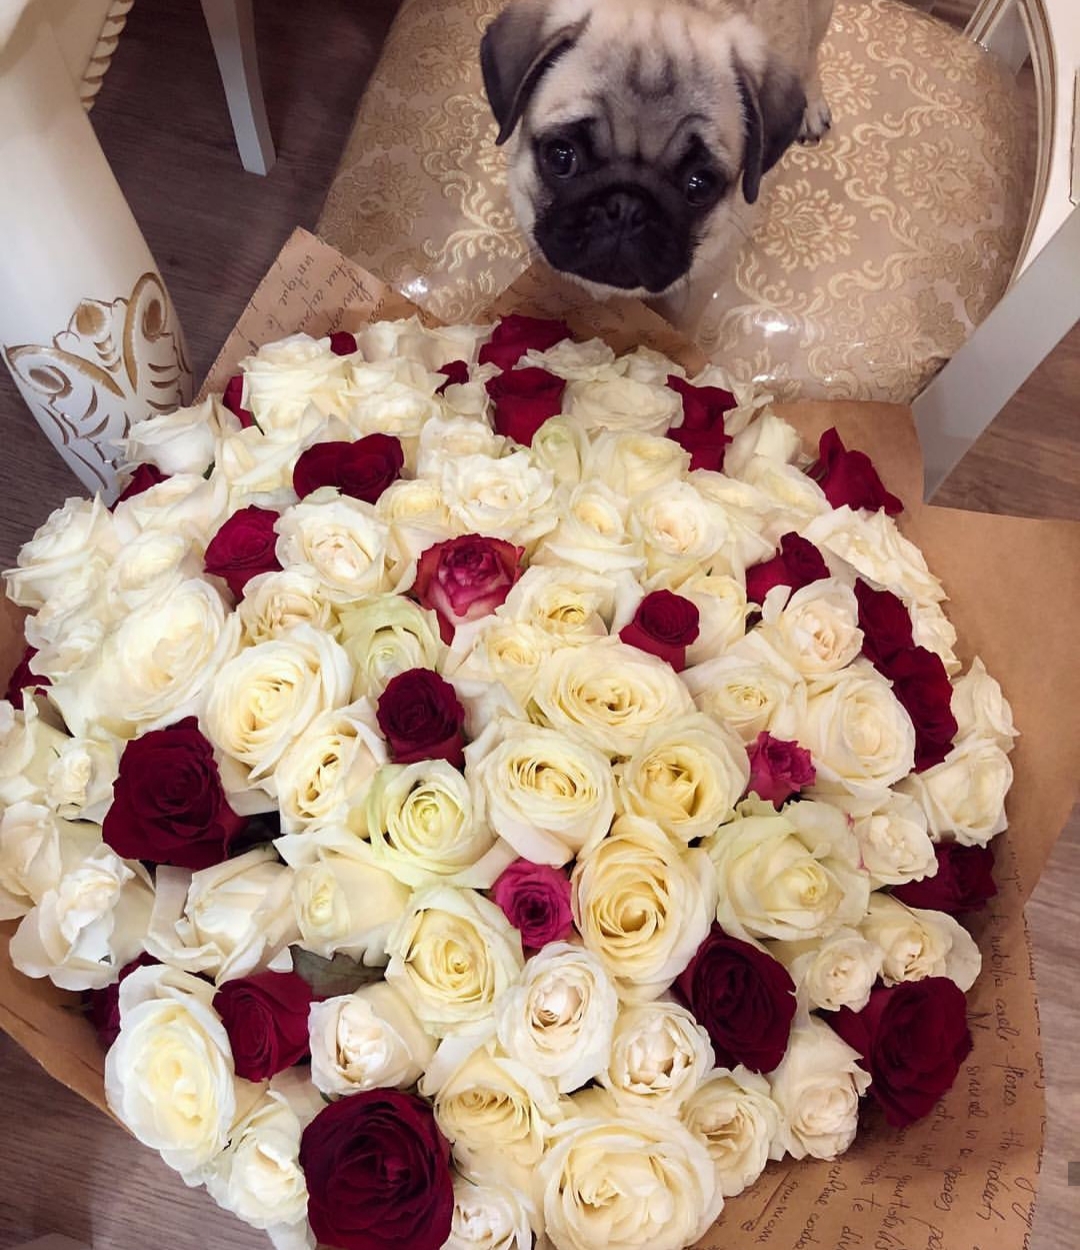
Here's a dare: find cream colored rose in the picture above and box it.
[615,712,750,844]
[214,420,319,511]
[355,315,486,368]
[495,941,619,1093]
[528,637,695,759]
[898,736,1012,846]
[0,800,100,919]
[238,568,336,645]
[444,1177,534,1250]
[376,477,456,573]
[4,495,119,610]
[803,506,945,606]
[241,332,352,431]
[364,759,514,887]
[950,657,1018,752]
[910,600,961,676]
[681,1066,780,1197]
[205,624,352,785]
[600,1001,714,1114]
[759,579,864,676]
[416,415,507,479]
[146,846,298,983]
[737,457,831,537]
[124,395,230,476]
[538,1102,721,1250]
[275,491,391,603]
[771,660,916,801]
[444,618,557,709]
[682,632,802,743]
[20,562,107,669]
[769,927,884,1013]
[686,365,765,434]
[523,337,618,380]
[0,697,69,807]
[768,1018,870,1161]
[308,982,435,1095]
[103,528,202,617]
[439,451,557,547]
[498,565,626,643]
[466,719,615,866]
[565,375,680,436]
[584,429,689,497]
[531,480,645,577]
[623,344,685,385]
[724,412,802,478]
[105,963,240,1176]
[859,893,981,990]
[337,594,444,700]
[528,415,589,486]
[44,735,120,823]
[686,473,777,573]
[385,885,524,1035]
[837,792,938,887]
[9,843,153,991]
[343,357,443,454]
[704,798,870,943]
[629,480,733,581]
[572,815,716,1002]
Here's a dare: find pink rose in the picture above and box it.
[413,535,524,643]
[491,860,574,950]
[745,731,816,806]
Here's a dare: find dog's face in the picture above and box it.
[481,0,808,298]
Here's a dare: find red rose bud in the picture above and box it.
[746,731,815,806]
[675,925,797,1073]
[744,531,830,605]
[4,645,50,710]
[203,505,282,598]
[214,970,314,1082]
[103,718,245,869]
[665,374,736,471]
[300,1089,454,1250]
[478,312,573,372]
[485,366,566,446]
[222,374,256,428]
[882,645,958,771]
[619,590,700,671]
[414,534,523,643]
[114,462,168,505]
[376,668,467,767]
[855,579,914,668]
[829,978,972,1127]
[436,359,470,394]
[813,427,903,515]
[292,433,404,503]
[329,330,358,356]
[491,860,574,950]
[892,842,997,915]
[87,952,159,1052]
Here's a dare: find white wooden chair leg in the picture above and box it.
[199,0,275,176]
[913,207,1080,499]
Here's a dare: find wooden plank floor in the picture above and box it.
[0,1,1076,1247]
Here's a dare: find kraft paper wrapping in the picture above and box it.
[3,227,1079,1250]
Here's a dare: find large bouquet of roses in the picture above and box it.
[0,313,1016,1250]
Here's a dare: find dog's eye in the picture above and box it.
[685,169,718,206]
[541,139,579,179]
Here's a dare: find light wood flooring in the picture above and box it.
[0,1,1076,1247]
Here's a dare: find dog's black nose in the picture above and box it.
[602,190,649,234]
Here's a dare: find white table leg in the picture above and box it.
[199,0,275,176]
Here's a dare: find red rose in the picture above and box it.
[213,970,314,1081]
[746,731,815,806]
[478,313,573,372]
[102,718,245,869]
[830,978,972,1127]
[675,925,796,1073]
[744,532,830,605]
[222,374,256,428]
[4,645,50,710]
[203,505,282,598]
[86,952,159,1051]
[292,433,404,503]
[812,427,903,515]
[300,1089,454,1250]
[491,860,574,950]
[882,645,958,771]
[665,374,736,471]
[855,579,914,667]
[436,359,469,394]
[619,590,700,671]
[114,462,168,505]
[892,842,997,915]
[329,330,358,356]
[485,366,566,446]
[376,668,467,767]
[414,535,523,643]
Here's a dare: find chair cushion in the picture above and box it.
[317,0,1030,402]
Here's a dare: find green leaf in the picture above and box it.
[290,946,386,998]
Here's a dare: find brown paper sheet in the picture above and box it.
[6,226,1080,1250]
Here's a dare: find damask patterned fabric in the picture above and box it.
[317,0,1030,402]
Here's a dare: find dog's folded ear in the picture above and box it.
[735,61,807,204]
[481,2,588,145]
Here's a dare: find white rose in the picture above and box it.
[466,719,615,866]
[768,1017,870,1161]
[0,697,70,807]
[629,480,733,581]
[910,600,961,675]
[837,791,938,887]
[113,471,231,552]
[238,569,336,645]
[600,1000,714,1113]
[105,963,240,1176]
[337,594,445,700]
[738,457,831,536]
[685,473,777,573]
[522,336,617,380]
[681,1067,780,1197]
[3,495,118,610]
[444,1177,534,1250]
[859,893,981,990]
[686,365,764,433]
[769,927,884,1013]
[213,421,316,510]
[375,478,456,573]
[615,712,750,843]
[385,885,524,1035]
[572,815,716,1002]
[759,579,864,676]
[527,415,589,486]
[705,798,870,943]
[622,344,685,385]
[772,660,916,801]
[344,357,442,455]
[145,846,297,983]
[0,800,100,919]
[275,491,391,603]
[498,565,627,643]
[308,982,435,1095]
[565,375,680,436]
[897,736,1012,846]
[682,631,803,743]
[803,507,945,606]
[44,735,120,823]
[724,412,802,478]
[584,429,689,497]
[241,333,351,432]
[20,568,107,668]
[355,315,487,368]
[102,528,202,617]
[9,843,153,990]
[531,480,645,577]
[444,618,557,709]
[439,451,557,547]
[416,415,507,479]
[950,657,1018,751]
[495,941,619,1093]
[124,395,230,476]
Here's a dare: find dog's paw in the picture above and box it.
[798,97,832,144]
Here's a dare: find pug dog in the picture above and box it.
[481,0,834,300]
